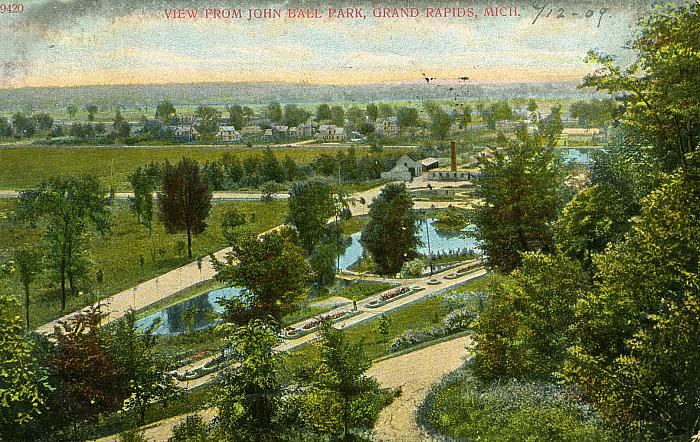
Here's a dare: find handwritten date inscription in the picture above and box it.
[532,3,610,27]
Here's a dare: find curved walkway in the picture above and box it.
[370,335,470,441]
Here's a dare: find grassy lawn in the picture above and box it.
[0,146,409,190]
[0,199,287,327]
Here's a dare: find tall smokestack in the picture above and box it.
[450,141,457,172]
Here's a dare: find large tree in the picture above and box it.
[48,305,125,437]
[564,155,700,439]
[155,100,177,124]
[283,104,311,127]
[472,253,587,380]
[361,183,420,275]
[109,311,180,424]
[228,104,245,130]
[330,105,345,127]
[472,127,565,273]
[286,178,337,254]
[397,106,419,129]
[366,103,379,123]
[424,101,451,140]
[213,228,311,325]
[316,103,332,122]
[128,163,160,238]
[18,176,112,311]
[158,158,212,259]
[85,104,98,122]
[554,184,629,268]
[299,323,390,440]
[265,101,283,124]
[195,106,221,141]
[581,3,699,171]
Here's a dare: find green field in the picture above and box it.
[0,145,410,190]
[0,199,287,326]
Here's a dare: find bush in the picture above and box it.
[400,258,425,278]
[420,363,610,441]
[169,414,210,442]
[118,430,147,442]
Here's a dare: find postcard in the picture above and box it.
[1,1,697,441]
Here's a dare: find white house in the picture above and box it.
[218,125,241,142]
[380,154,422,181]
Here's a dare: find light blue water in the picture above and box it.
[135,286,244,335]
[560,148,594,165]
[338,218,480,271]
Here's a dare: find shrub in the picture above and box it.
[420,363,610,441]
[169,414,210,442]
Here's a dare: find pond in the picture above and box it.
[338,218,480,271]
[137,218,480,335]
[135,286,243,335]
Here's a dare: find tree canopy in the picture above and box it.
[472,127,565,273]
[214,228,311,325]
[581,3,699,171]
[286,178,337,254]
[158,158,212,259]
[361,183,420,275]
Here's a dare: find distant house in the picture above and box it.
[375,117,398,137]
[128,121,142,135]
[421,158,440,172]
[316,125,346,142]
[380,154,422,181]
[272,125,289,137]
[218,125,241,142]
[172,125,198,142]
[349,131,366,143]
[296,122,318,138]
[263,128,273,139]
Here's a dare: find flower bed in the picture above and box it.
[281,309,361,340]
[366,286,424,309]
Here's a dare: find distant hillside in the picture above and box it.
[0,81,600,111]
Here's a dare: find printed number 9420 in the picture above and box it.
[0,3,24,13]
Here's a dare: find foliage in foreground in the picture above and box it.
[0,296,47,439]
[420,362,610,442]
[564,153,700,438]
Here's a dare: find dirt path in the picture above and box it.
[369,336,470,442]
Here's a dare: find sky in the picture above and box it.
[0,0,658,89]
